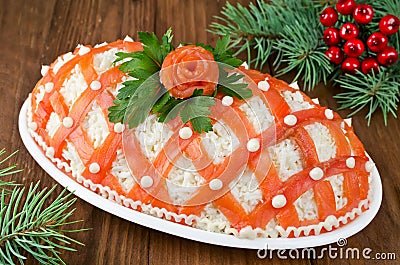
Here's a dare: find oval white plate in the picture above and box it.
[19,99,382,249]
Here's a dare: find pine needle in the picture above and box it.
[334,70,399,125]
[0,149,22,193]
[0,149,88,264]
[0,183,87,265]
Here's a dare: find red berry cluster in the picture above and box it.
[320,0,399,75]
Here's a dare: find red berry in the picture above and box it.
[342,57,361,74]
[379,15,400,35]
[353,4,374,24]
[340,23,359,40]
[344,38,365,57]
[367,32,388,53]
[361,57,380,75]
[336,0,356,15]
[323,28,341,46]
[377,46,399,66]
[320,7,338,27]
[326,46,344,65]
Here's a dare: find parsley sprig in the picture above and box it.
[108,30,252,133]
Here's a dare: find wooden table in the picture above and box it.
[0,0,398,264]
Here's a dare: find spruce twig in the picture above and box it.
[0,149,21,194]
[0,150,87,264]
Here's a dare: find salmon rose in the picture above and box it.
[160,45,219,99]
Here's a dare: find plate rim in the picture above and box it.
[18,98,383,250]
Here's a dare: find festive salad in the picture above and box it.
[26,30,376,239]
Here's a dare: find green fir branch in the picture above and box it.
[0,149,22,193]
[0,150,87,264]
[0,183,86,265]
[334,70,399,125]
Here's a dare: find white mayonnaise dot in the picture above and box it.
[209,179,223,190]
[284,114,297,126]
[365,161,374,172]
[28,122,38,131]
[90,80,102,91]
[241,61,249,70]
[41,65,49,76]
[289,81,300,90]
[113,122,125,133]
[221,96,233,106]
[44,82,54,93]
[62,117,74,128]
[272,194,287,209]
[247,138,260,152]
[89,163,100,174]
[325,109,334,120]
[311,98,320,104]
[346,157,356,169]
[46,147,55,158]
[94,42,108,48]
[258,80,270,91]
[324,215,338,230]
[78,45,91,56]
[309,167,324,180]
[63,52,74,62]
[140,175,153,188]
[179,127,193,140]
[124,35,134,42]
[344,118,352,127]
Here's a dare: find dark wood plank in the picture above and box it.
[0,0,398,264]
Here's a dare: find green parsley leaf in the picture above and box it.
[138,29,174,65]
[125,82,166,128]
[213,35,243,68]
[159,98,184,123]
[179,96,214,123]
[116,79,143,100]
[118,52,159,80]
[218,68,253,99]
[152,92,171,113]
[190,116,213,133]
[180,96,214,133]
[108,98,130,123]
[109,30,175,124]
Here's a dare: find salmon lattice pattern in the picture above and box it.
[28,40,374,238]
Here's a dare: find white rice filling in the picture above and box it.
[326,174,347,210]
[59,64,88,109]
[268,139,303,182]
[135,114,173,161]
[46,112,61,138]
[111,149,135,192]
[166,161,205,205]
[53,52,75,74]
[239,96,274,134]
[83,101,110,149]
[304,122,337,162]
[202,122,238,164]
[93,48,124,73]
[282,91,313,112]
[294,189,318,221]
[229,168,263,213]
[62,141,85,177]
[35,85,46,109]
[195,204,232,233]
